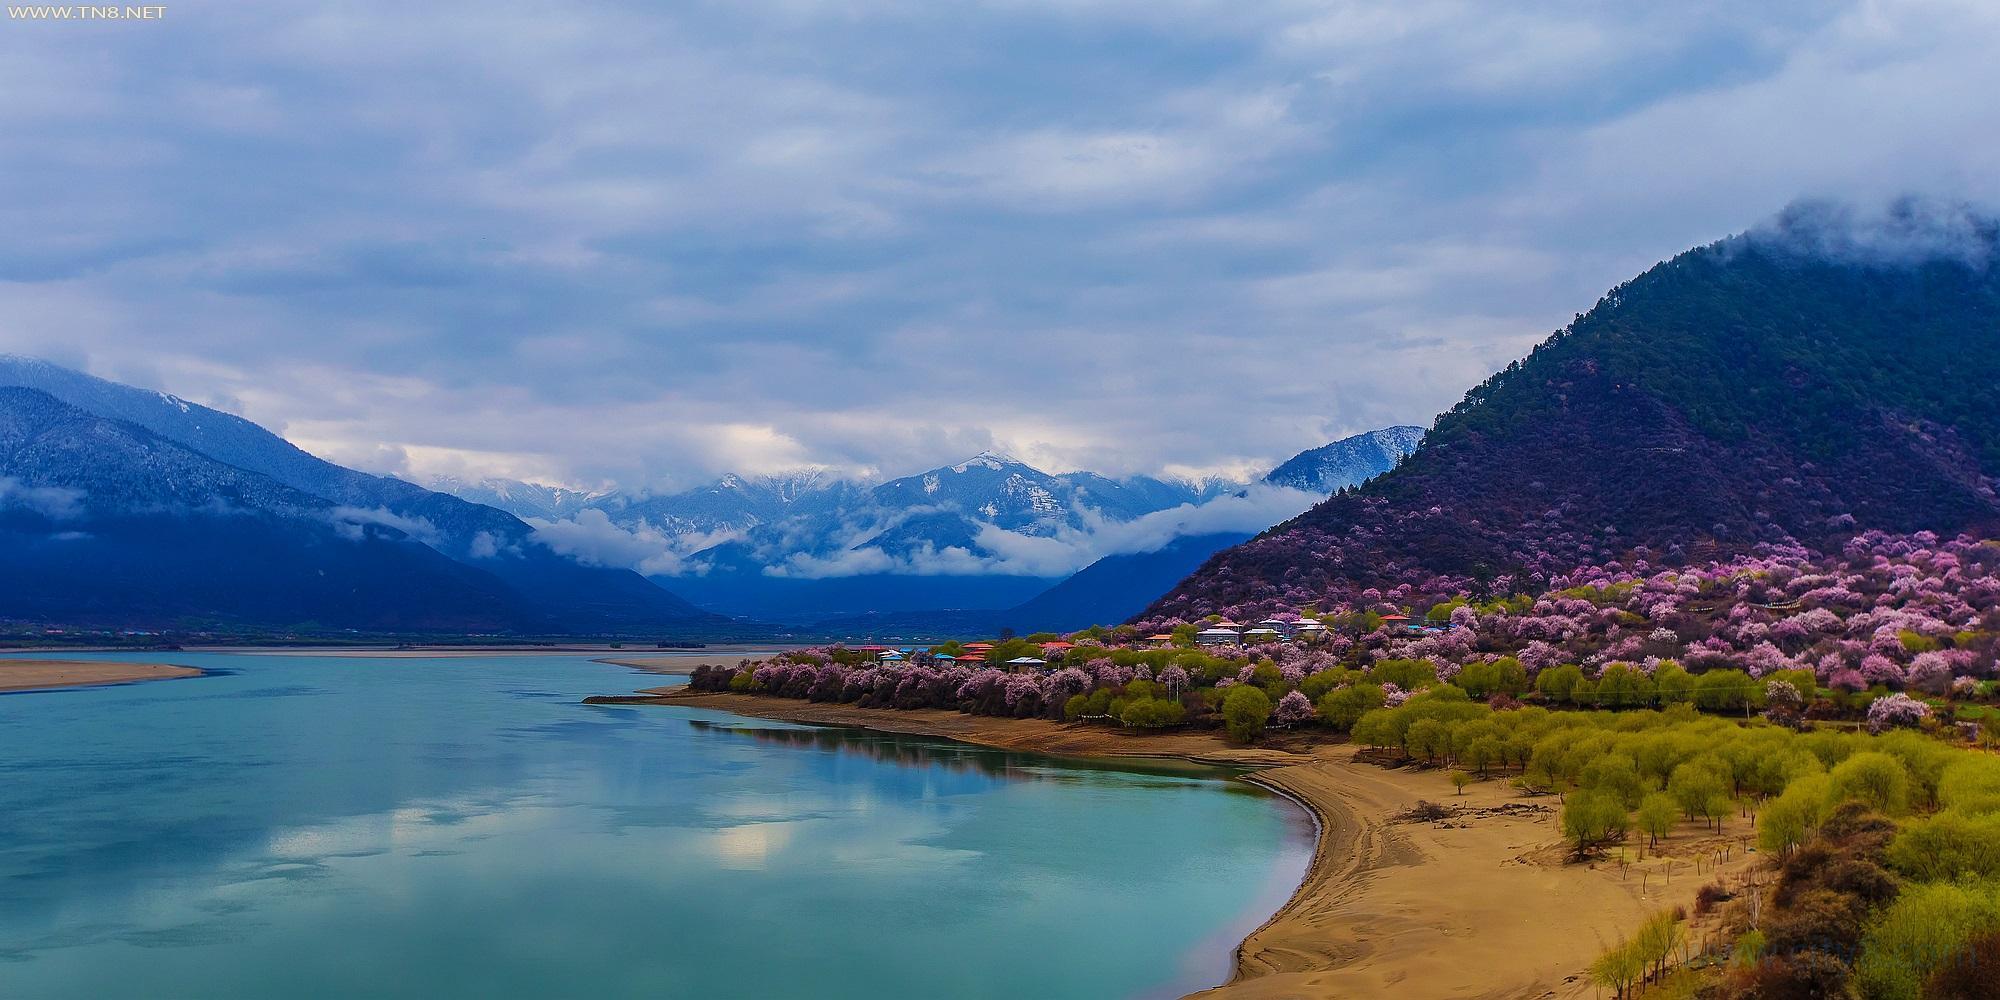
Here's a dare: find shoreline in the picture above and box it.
[0,659,203,693]
[602,688,1753,1000]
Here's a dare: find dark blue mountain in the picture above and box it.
[1003,531,1255,632]
[0,360,733,635]
[0,387,528,632]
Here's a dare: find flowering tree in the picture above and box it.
[1866,693,1932,733]
[1274,689,1315,726]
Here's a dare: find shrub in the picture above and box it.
[1856,881,2000,1000]
[1924,929,2000,1000]
[1762,888,1865,959]
[1885,811,2000,882]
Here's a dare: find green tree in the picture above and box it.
[1757,774,1832,856]
[1221,685,1273,744]
[1536,664,1585,702]
[1653,660,1693,704]
[1562,789,1630,857]
[1315,683,1385,731]
[1829,751,1913,816]
[1637,792,1678,848]
[1669,759,1731,827]
[1595,663,1656,708]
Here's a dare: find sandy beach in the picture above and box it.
[0,659,202,693]
[167,643,805,659]
[617,689,1753,1000]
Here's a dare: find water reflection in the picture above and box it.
[0,653,1311,1000]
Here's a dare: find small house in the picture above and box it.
[1005,656,1047,671]
[1195,627,1242,647]
[1242,627,1283,643]
[1255,617,1297,638]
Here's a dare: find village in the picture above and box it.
[844,611,1453,670]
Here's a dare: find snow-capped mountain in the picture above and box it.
[591,469,867,537]
[1263,425,1425,493]
[428,432,1420,622]
[425,476,611,522]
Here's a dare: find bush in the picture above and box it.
[1762,888,1865,960]
[1727,952,1851,1000]
[1925,929,2000,1000]
[1857,881,2000,1000]
[1885,811,2000,882]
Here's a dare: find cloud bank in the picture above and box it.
[3,1,1998,492]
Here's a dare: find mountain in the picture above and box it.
[0,387,528,631]
[1264,426,1425,492]
[1005,531,1255,633]
[583,470,865,537]
[426,476,608,521]
[587,452,1245,619]
[1148,204,2000,621]
[0,357,728,634]
[798,532,1256,637]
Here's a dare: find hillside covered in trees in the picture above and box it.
[1147,203,2000,621]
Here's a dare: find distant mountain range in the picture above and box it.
[0,353,1419,636]
[425,476,610,522]
[433,431,1419,626]
[1148,204,2000,622]
[0,355,733,636]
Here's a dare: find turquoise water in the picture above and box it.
[0,653,1312,999]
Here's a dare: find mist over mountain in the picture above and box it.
[463,441,1401,622]
[0,354,1421,633]
[1149,201,2000,622]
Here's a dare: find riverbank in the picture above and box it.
[0,659,202,693]
[612,688,1753,1000]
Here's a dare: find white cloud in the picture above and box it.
[0,0,1993,496]
[527,509,742,577]
[0,477,85,520]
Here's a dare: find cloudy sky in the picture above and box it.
[4,0,1997,492]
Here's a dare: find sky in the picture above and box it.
[3,0,1998,493]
